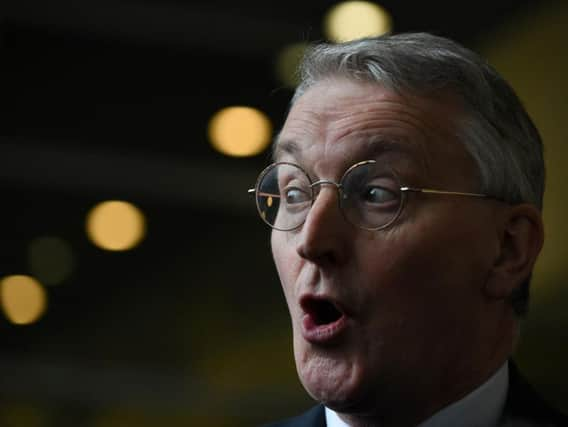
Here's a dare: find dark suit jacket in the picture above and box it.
[263,363,568,426]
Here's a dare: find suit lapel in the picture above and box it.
[502,360,568,426]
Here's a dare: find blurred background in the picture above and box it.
[1,0,567,425]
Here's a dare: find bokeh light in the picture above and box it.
[324,1,392,42]
[28,236,74,286]
[275,42,308,88]
[86,200,146,251]
[1,275,47,325]
[208,106,272,157]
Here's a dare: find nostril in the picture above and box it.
[296,241,338,266]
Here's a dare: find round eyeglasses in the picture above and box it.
[248,160,489,231]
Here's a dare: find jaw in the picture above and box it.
[294,335,515,427]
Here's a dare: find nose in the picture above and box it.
[295,184,350,266]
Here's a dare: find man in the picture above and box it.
[249,33,567,426]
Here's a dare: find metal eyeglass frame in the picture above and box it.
[248,159,489,231]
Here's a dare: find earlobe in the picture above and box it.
[484,204,544,300]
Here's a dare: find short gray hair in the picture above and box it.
[292,33,545,315]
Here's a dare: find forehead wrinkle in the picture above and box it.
[275,83,452,178]
[330,99,440,136]
[321,113,431,176]
[363,135,429,174]
[273,111,324,162]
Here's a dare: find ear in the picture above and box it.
[484,204,544,300]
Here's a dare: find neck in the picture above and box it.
[330,362,509,427]
[336,311,516,427]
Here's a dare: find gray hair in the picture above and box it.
[292,33,545,316]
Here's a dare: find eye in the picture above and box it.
[284,186,311,204]
[362,185,398,204]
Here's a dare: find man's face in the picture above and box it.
[271,78,503,414]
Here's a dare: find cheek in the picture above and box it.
[410,215,495,294]
[352,227,486,374]
[358,214,493,318]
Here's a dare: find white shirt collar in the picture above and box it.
[325,361,509,427]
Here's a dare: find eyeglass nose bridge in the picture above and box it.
[309,179,346,208]
[310,179,343,193]
[306,179,356,229]
[309,179,347,207]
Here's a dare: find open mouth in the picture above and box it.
[300,295,348,343]
[301,297,344,326]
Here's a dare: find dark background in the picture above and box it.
[1,0,567,426]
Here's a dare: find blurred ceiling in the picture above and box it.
[2,0,549,162]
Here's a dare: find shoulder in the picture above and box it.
[260,405,326,427]
[505,361,568,426]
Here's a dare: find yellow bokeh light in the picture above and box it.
[1,275,47,325]
[275,42,308,88]
[86,200,146,251]
[324,1,392,42]
[28,236,74,286]
[208,106,272,157]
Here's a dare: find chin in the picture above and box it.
[295,345,370,410]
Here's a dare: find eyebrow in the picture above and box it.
[272,136,301,162]
[361,136,425,161]
[273,134,427,168]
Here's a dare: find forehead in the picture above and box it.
[275,78,468,180]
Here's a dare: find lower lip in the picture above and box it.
[301,313,348,344]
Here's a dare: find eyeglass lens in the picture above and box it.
[255,162,404,231]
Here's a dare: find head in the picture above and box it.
[267,33,544,423]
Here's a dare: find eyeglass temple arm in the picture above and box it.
[249,186,487,198]
[400,187,488,198]
[247,189,284,199]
